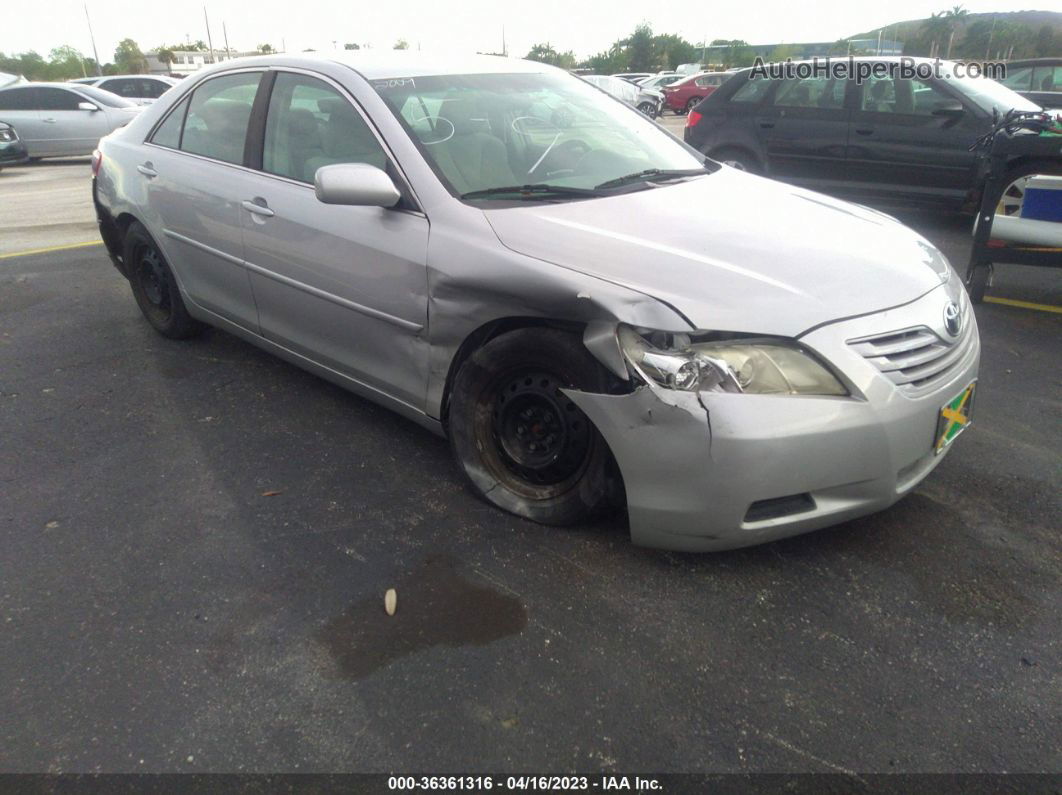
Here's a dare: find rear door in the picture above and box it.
[845,74,982,204]
[0,87,43,154]
[141,70,265,330]
[237,70,430,409]
[755,73,851,186]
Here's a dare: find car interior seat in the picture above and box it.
[428,94,517,195]
[301,98,387,182]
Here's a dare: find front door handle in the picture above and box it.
[854,128,874,136]
[42,118,57,124]
[137,163,158,178]
[759,121,775,129]
[241,198,274,218]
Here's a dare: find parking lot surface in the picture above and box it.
[0,160,1059,774]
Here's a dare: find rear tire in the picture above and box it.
[684,97,702,114]
[710,146,762,175]
[448,328,614,526]
[124,221,205,339]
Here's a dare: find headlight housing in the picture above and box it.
[618,326,847,396]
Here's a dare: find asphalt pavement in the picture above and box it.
[0,159,1059,775]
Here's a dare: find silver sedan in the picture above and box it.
[0,83,141,158]
[92,53,980,551]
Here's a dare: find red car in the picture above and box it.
[662,72,732,114]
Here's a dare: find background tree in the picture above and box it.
[524,43,576,69]
[620,24,654,72]
[393,39,409,50]
[257,43,275,54]
[155,46,176,71]
[114,38,147,73]
[920,12,951,58]
[652,33,697,70]
[944,5,969,58]
[48,45,87,79]
[344,43,360,50]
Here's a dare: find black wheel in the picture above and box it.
[448,328,614,526]
[637,101,657,118]
[966,263,991,304]
[684,97,702,114]
[710,146,761,175]
[123,221,205,339]
[995,159,1062,217]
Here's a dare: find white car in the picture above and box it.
[70,75,180,105]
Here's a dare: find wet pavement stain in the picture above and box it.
[317,556,528,679]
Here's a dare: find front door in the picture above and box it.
[36,87,114,156]
[239,71,429,410]
[845,75,982,205]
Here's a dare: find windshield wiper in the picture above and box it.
[460,184,605,200]
[594,167,711,191]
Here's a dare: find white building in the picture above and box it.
[146,49,258,76]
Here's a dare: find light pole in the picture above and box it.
[84,3,102,76]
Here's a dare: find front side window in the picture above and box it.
[861,76,955,115]
[142,79,173,99]
[999,66,1033,93]
[262,73,387,183]
[100,78,135,97]
[37,88,84,111]
[180,72,261,165]
[374,71,707,199]
[1032,65,1061,93]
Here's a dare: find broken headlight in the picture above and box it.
[618,326,847,396]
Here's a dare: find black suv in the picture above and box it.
[999,58,1062,109]
[684,57,1060,213]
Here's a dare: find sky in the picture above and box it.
[1,0,1033,63]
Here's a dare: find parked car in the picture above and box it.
[612,72,654,84]
[584,74,663,117]
[93,52,979,552]
[0,83,142,158]
[684,57,1060,213]
[998,58,1061,109]
[70,74,180,105]
[0,120,29,171]
[637,73,685,91]
[662,71,733,114]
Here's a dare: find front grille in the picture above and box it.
[848,307,974,392]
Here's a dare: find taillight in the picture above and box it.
[686,110,702,128]
[91,149,102,178]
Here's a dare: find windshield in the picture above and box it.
[75,84,137,108]
[944,64,1041,114]
[373,71,707,200]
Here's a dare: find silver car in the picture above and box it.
[0,83,141,157]
[583,74,664,118]
[70,75,181,105]
[93,53,980,551]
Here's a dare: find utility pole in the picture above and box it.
[502,25,507,57]
[84,3,102,76]
[223,21,230,61]
[985,16,996,60]
[204,7,216,65]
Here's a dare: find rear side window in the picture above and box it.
[0,87,37,110]
[180,72,262,165]
[150,95,190,149]
[1032,65,1061,93]
[262,73,387,183]
[142,79,172,99]
[772,76,845,109]
[729,75,770,103]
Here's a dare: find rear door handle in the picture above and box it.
[42,118,57,124]
[855,128,874,136]
[241,199,274,218]
[759,121,775,129]
[137,163,158,178]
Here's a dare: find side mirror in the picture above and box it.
[77,102,99,112]
[314,163,401,208]
[932,100,965,118]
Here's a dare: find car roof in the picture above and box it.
[218,51,553,80]
[97,73,176,80]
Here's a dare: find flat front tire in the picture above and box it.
[448,328,614,526]
[124,221,205,339]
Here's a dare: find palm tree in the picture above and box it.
[922,12,950,58]
[944,5,969,59]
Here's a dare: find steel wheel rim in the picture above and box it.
[490,371,591,487]
[996,175,1029,217]
[136,245,171,314]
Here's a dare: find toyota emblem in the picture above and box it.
[943,301,962,338]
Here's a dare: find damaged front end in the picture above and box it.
[566,324,896,552]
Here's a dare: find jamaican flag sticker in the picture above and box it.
[935,380,976,454]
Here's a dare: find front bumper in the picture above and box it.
[567,283,980,551]
[0,139,29,165]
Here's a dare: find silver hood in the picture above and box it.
[483,169,951,336]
